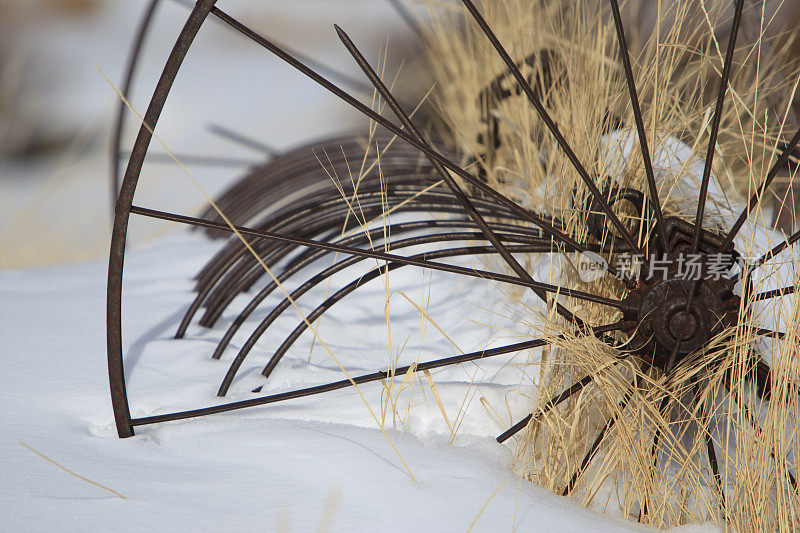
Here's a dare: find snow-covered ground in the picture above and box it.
[1,229,727,532]
[1,1,794,531]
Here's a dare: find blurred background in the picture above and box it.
[0,0,416,269]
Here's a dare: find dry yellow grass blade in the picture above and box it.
[20,441,125,499]
[421,0,799,530]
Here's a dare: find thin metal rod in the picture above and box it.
[386,0,424,40]
[335,25,586,326]
[207,122,279,156]
[110,0,160,211]
[457,0,642,254]
[692,0,745,253]
[752,285,796,301]
[608,0,667,252]
[107,0,218,438]
[748,226,800,270]
[562,386,633,496]
[496,347,628,443]
[719,127,800,250]
[221,243,565,396]
[130,338,552,427]
[131,205,631,310]
[206,6,607,265]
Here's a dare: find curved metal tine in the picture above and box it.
[457,0,642,255]
[188,192,478,329]
[225,240,631,393]
[692,0,746,253]
[210,219,553,360]
[335,25,589,327]
[194,193,533,328]
[562,383,634,497]
[203,218,552,330]
[111,0,160,211]
[193,191,529,325]
[386,0,424,40]
[194,182,450,284]
[608,0,667,252]
[219,242,560,395]
[132,337,553,428]
[719,128,800,250]
[206,7,602,265]
[195,187,545,320]
[752,285,796,301]
[207,122,279,156]
[167,0,374,95]
[255,241,629,373]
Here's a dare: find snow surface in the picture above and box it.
[0,1,793,531]
[1,232,727,532]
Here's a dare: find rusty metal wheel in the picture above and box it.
[108,0,798,527]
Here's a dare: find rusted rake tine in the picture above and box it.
[692,0,745,254]
[220,243,561,396]
[457,0,642,254]
[608,0,667,252]
[206,6,598,260]
[211,219,548,360]
[335,25,588,327]
[185,195,546,334]
[132,338,553,427]
[203,219,552,331]
[258,241,627,373]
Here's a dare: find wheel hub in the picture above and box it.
[621,217,740,372]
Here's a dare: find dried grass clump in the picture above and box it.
[421,0,800,530]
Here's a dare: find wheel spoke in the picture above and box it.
[719,128,800,250]
[608,0,667,252]
[496,335,628,444]
[132,205,630,310]
[458,0,642,254]
[748,225,800,271]
[335,25,590,326]
[752,286,796,301]
[562,383,634,496]
[692,0,745,253]
[207,122,279,156]
[206,6,616,266]
[131,338,553,427]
